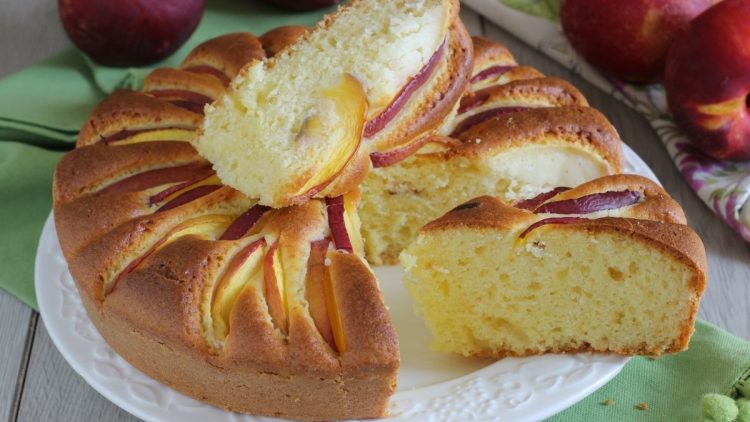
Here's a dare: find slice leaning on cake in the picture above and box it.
[401,174,707,357]
[192,0,473,208]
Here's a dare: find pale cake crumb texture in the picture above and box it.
[402,227,696,356]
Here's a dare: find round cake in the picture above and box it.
[52,2,705,420]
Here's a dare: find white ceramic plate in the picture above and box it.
[36,145,655,422]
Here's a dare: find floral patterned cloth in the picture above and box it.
[463,0,750,242]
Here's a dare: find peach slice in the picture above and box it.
[263,241,288,335]
[514,187,572,211]
[102,128,196,145]
[149,173,221,206]
[325,196,353,253]
[99,163,213,195]
[156,185,222,213]
[293,73,367,199]
[370,138,430,168]
[108,214,233,294]
[364,41,446,138]
[304,239,336,349]
[210,238,266,343]
[370,135,459,167]
[148,90,214,114]
[324,252,347,353]
[534,190,642,215]
[451,106,531,137]
[469,65,514,84]
[219,204,271,241]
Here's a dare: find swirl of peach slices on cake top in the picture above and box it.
[401,174,707,358]
[359,36,624,265]
[55,183,398,420]
[191,0,473,208]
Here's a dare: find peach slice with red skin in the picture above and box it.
[156,185,222,213]
[514,187,572,211]
[101,127,196,145]
[147,89,214,114]
[469,65,515,84]
[108,214,232,295]
[149,172,220,205]
[369,135,459,168]
[264,241,288,335]
[219,205,271,241]
[325,196,353,253]
[451,106,531,137]
[364,40,446,138]
[534,190,642,215]
[98,163,213,195]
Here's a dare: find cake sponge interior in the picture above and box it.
[401,224,699,357]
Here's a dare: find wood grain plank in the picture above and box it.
[481,20,750,340]
[0,0,71,78]
[0,293,33,422]
[16,323,139,422]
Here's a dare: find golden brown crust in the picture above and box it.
[467,77,589,109]
[182,32,265,81]
[53,141,203,205]
[471,36,517,73]
[55,191,155,260]
[451,106,624,172]
[76,90,202,147]
[258,25,309,58]
[142,67,227,102]
[544,174,688,224]
[66,187,249,305]
[425,195,534,232]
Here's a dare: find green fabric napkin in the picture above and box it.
[1,1,749,421]
[0,0,331,309]
[549,320,750,422]
[0,142,62,309]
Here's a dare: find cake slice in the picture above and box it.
[192,0,472,207]
[401,175,707,357]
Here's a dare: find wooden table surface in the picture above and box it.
[1,1,749,421]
